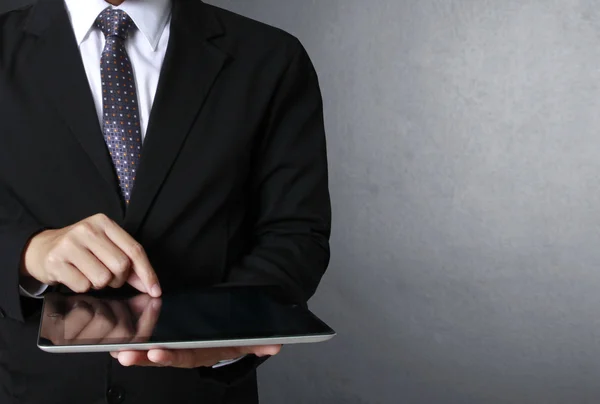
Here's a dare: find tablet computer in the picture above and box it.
[38,286,336,353]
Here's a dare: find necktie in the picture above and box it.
[95,8,142,205]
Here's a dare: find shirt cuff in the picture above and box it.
[19,277,49,299]
[212,355,247,369]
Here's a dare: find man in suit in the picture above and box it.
[0,0,331,402]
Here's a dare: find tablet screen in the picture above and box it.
[38,286,334,347]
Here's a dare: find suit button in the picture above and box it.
[0,307,5,318]
[106,386,126,404]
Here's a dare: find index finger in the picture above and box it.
[98,216,161,297]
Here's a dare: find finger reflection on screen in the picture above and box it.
[40,293,161,346]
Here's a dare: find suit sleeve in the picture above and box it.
[0,181,46,322]
[223,39,332,304]
[199,40,331,386]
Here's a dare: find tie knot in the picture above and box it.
[94,8,135,40]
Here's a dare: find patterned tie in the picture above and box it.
[95,8,142,205]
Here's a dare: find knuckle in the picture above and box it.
[45,252,63,267]
[93,213,111,226]
[111,255,130,275]
[128,243,145,258]
[93,273,112,289]
[75,222,97,237]
[57,236,76,250]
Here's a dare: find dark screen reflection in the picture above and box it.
[39,287,334,346]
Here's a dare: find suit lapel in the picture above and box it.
[124,0,230,234]
[24,0,123,214]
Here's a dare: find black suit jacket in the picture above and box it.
[0,0,331,403]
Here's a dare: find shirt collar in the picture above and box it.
[64,0,172,51]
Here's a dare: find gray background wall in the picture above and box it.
[5,0,600,403]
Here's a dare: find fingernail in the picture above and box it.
[152,299,161,310]
[151,284,162,297]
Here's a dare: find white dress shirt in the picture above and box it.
[21,0,242,368]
